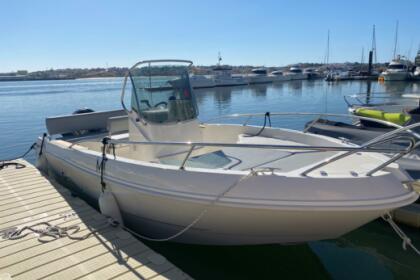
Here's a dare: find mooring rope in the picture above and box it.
[112,168,263,242]
[0,133,47,171]
[244,112,271,137]
[382,212,420,255]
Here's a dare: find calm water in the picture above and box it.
[1,78,420,279]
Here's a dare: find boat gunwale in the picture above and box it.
[43,146,419,211]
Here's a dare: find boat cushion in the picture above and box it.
[355,108,411,126]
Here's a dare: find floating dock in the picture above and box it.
[0,159,191,280]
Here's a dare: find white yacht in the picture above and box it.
[36,59,419,245]
[413,50,420,81]
[246,68,273,84]
[414,67,420,81]
[268,70,290,82]
[285,66,308,80]
[212,65,247,87]
[304,68,322,79]
[189,74,216,88]
[380,56,411,81]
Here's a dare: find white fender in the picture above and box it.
[99,190,124,226]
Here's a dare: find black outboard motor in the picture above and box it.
[68,108,96,136]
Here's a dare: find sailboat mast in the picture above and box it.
[361,47,365,64]
[371,24,377,64]
[393,20,399,59]
[324,30,330,65]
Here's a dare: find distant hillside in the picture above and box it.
[0,62,390,81]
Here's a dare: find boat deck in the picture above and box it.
[0,159,191,280]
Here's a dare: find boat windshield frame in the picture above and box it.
[121,60,199,124]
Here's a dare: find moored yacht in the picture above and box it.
[413,50,420,81]
[303,68,321,79]
[212,65,248,87]
[268,70,290,82]
[211,53,247,87]
[246,68,273,84]
[380,56,412,81]
[36,59,419,245]
[189,74,216,88]
[284,66,308,80]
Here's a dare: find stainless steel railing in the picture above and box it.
[343,93,418,107]
[103,118,420,176]
[205,112,420,139]
[64,110,420,176]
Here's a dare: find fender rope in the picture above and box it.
[111,168,264,242]
[98,137,110,193]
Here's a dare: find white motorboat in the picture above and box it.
[189,75,216,88]
[284,66,308,80]
[414,67,420,81]
[303,68,322,79]
[380,56,412,81]
[414,50,420,81]
[36,59,419,245]
[246,68,273,84]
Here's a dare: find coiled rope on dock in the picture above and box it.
[2,222,94,243]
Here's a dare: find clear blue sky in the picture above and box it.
[1,0,419,72]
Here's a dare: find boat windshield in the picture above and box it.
[388,64,406,70]
[290,68,302,73]
[129,61,198,123]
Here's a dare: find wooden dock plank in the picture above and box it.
[0,159,191,280]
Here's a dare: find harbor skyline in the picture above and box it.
[1,0,420,72]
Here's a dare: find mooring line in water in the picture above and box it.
[0,133,47,171]
[382,212,420,255]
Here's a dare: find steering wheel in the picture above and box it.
[154,101,168,108]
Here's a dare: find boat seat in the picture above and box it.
[141,108,169,123]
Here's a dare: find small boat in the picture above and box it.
[345,93,420,115]
[306,94,420,176]
[37,59,419,245]
[380,56,412,81]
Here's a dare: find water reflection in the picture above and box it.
[249,84,268,98]
[213,86,233,111]
[288,80,303,92]
[380,81,412,93]
[2,78,420,280]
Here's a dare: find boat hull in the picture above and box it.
[381,72,410,81]
[39,140,418,245]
